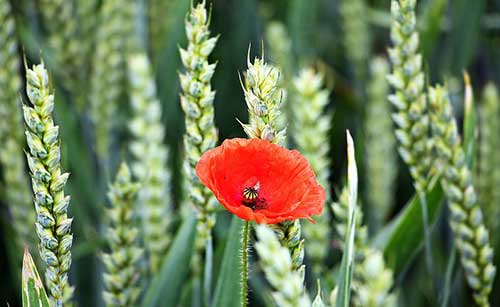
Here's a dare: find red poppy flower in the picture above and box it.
[196,138,325,224]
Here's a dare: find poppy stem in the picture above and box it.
[241,220,250,307]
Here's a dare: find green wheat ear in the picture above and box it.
[102,163,143,307]
[388,0,432,193]
[39,0,81,92]
[148,0,176,62]
[0,0,36,253]
[292,68,331,275]
[429,85,496,307]
[365,57,397,230]
[23,61,74,306]
[179,0,219,246]
[90,0,135,164]
[128,52,173,274]
[340,0,370,88]
[265,21,293,140]
[255,225,311,307]
[477,83,500,235]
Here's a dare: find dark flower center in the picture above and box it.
[242,182,267,211]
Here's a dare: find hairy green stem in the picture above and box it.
[241,221,250,307]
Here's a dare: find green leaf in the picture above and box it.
[212,216,244,307]
[374,179,444,275]
[312,280,326,307]
[419,0,447,58]
[463,73,477,167]
[22,249,50,307]
[142,215,197,307]
[336,131,357,307]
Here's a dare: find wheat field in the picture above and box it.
[1,0,499,306]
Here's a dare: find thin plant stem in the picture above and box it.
[441,246,457,307]
[203,237,213,307]
[418,191,435,283]
[241,221,250,307]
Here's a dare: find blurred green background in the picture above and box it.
[1,0,500,306]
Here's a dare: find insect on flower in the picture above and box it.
[196,138,325,224]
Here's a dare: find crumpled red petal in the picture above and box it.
[196,138,325,224]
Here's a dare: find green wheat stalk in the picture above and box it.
[291,67,331,274]
[477,83,500,235]
[0,0,36,252]
[429,85,496,307]
[102,163,143,307]
[23,61,74,306]
[128,52,172,274]
[365,57,397,230]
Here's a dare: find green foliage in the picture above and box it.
[142,216,197,307]
[22,249,50,307]
[2,0,500,306]
[212,217,244,307]
[376,180,444,274]
[336,131,358,307]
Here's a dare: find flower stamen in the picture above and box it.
[242,182,267,211]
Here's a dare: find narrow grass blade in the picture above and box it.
[463,72,477,167]
[212,217,244,307]
[22,249,50,307]
[142,216,196,307]
[336,131,357,307]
